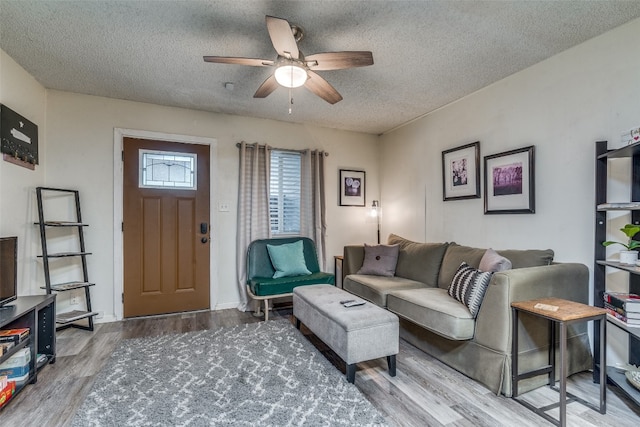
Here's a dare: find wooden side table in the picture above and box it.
[511,297,607,427]
[334,255,344,288]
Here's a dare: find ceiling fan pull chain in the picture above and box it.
[289,87,293,115]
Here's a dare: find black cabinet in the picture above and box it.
[594,140,640,407]
[0,294,56,409]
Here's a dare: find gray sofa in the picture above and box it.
[342,234,592,396]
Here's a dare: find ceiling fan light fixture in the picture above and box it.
[274,63,308,88]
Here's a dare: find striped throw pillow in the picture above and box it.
[447,262,493,317]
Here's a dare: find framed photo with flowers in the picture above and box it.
[339,169,365,206]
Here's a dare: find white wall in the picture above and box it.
[43,90,379,320]
[0,50,47,295]
[379,18,640,364]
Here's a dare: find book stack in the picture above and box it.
[0,328,30,345]
[0,375,16,409]
[604,292,640,326]
[0,342,15,356]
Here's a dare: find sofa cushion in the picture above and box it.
[387,288,475,340]
[343,274,425,307]
[357,243,399,277]
[387,234,449,286]
[479,248,512,272]
[498,248,554,268]
[267,240,312,278]
[438,244,554,288]
[447,262,493,317]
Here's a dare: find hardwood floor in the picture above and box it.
[1,306,639,426]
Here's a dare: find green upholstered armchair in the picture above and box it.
[246,237,334,320]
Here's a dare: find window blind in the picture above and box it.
[270,150,301,235]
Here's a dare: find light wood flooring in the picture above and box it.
[1,306,640,426]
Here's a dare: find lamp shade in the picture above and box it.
[370,200,379,218]
[274,64,308,88]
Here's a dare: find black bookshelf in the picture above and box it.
[594,140,640,407]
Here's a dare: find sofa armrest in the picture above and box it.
[473,263,589,353]
[343,245,365,278]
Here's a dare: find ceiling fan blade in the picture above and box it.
[305,51,374,71]
[203,56,274,67]
[304,71,343,104]
[265,15,299,59]
[254,75,279,98]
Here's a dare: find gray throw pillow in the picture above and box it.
[447,262,493,318]
[479,248,512,272]
[357,243,400,277]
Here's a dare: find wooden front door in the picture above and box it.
[123,137,210,317]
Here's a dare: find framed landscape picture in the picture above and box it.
[339,169,365,206]
[484,145,535,214]
[442,141,480,201]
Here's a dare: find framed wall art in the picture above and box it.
[484,145,535,214]
[339,169,365,206]
[1,104,39,170]
[442,141,480,201]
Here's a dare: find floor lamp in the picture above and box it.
[371,200,380,244]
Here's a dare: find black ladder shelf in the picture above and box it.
[36,187,98,331]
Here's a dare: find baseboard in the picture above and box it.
[94,314,118,324]
[214,301,239,310]
[92,305,244,323]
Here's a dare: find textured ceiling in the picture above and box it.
[1,1,640,135]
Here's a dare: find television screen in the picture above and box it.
[0,236,17,307]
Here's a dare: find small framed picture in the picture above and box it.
[442,141,480,201]
[484,146,535,214]
[339,169,365,206]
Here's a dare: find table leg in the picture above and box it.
[559,321,567,427]
[550,319,556,388]
[599,316,607,414]
[511,307,519,397]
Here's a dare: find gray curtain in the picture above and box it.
[301,149,327,270]
[236,142,271,311]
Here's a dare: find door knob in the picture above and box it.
[201,237,208,243]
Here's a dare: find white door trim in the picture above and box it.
[113,128,218,321]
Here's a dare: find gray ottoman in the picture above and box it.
[293,284,399,383]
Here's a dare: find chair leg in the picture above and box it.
[254,300,262,317]
[264,299,269,321]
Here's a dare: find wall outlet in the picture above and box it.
[218,202,230,212]
[70,295,80,305]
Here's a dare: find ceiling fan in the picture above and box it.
[203,15,374,104]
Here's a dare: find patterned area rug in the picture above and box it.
[72,320,387,426]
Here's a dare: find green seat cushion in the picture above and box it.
[249,272,335,296]
[267,240,312,278]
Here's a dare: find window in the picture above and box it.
[139,149,196,190]
[270,150,301,235]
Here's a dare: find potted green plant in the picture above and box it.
[603,223,640,265]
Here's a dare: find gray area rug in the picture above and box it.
[72,320,387,426]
